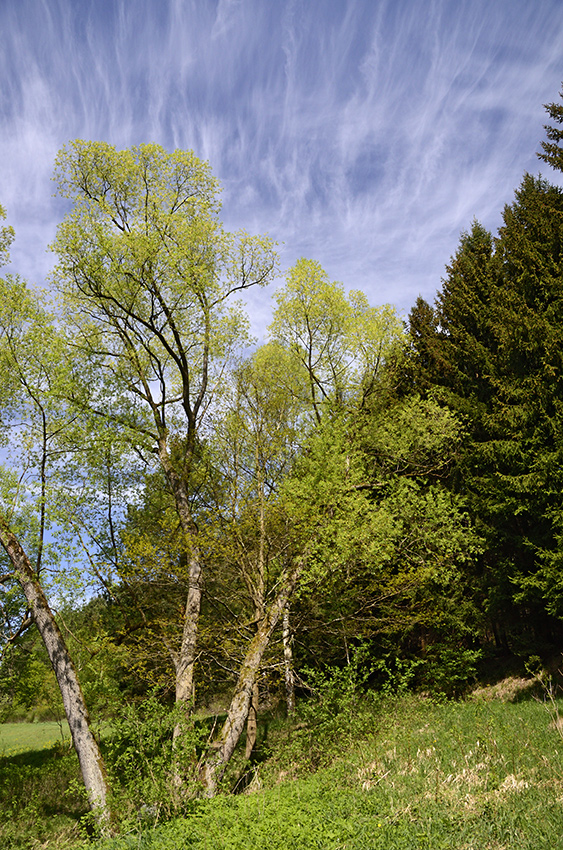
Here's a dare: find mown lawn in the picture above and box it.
[0,721,70,756]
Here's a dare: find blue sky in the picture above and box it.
[2,0,563,337]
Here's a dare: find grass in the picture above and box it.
[94,692,563,850]
[0,723,87,850]
[3,690,563,849]
[0,720,71,756]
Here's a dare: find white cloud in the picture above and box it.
[2,0,563,336]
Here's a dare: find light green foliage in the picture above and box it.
[106,526,194,695]
[361,396,478,583]
[270,260,351,415]
[0,273,91,658]
[366,395,461,477]
[58,598,132,720]
[362,398,482,689]
[268,261,480,692]
[161,343,307,700]
[0,275,53,444]
[270,258,404,419]
[210,343,303,565]
[0,591,131,726]
[0,275,65,480]
[0,639,64,723]
[214,342,303,506]
[50,142,280,740]
[280,415,374,588]
[0,236,114,827]
[0,205,14,269]
[106,692,204,824]
[52,141,278,448]
[0,275,85,583]
[281,392,481,693]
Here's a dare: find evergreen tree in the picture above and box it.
[407,174,563,652]
[538,85,563,172]
[491,175,563,626]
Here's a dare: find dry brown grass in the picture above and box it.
[468,675,538,703]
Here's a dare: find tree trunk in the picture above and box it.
[159,444,203,725]
[174,546,202,709]
[202,563,301,796]
[282,603,295,715]
[0,516,110,829]
[170,545,202,780]
[244,680,259,760]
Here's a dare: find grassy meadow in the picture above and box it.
[0,720,71,756]
[2,684,563,849]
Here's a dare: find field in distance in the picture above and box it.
[0,721,70,756]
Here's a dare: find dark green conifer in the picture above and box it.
[407,173,563,650]
[538,85,563,172]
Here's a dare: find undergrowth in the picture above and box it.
[95,686,563,850]
[3,677,563,849]
[99,697,563,850]
[0,741,88,849]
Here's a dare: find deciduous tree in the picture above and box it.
[270,258,404,421]
[51,142,278,724]
[0,260,110,826]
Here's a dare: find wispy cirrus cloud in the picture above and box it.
[2,0,563,335]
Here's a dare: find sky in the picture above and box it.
[2,0,563,338]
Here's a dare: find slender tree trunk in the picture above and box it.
[244,463,266,760]
[171,543,202,762]
[174,546,202,709]
[157,443,203,794]
[202,563,301,796]
[158,447,203,729]
[0,517,110,829]
[244,681,259,760]
[282,603,295,715]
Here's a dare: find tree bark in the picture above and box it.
[174,547,202,708]
[202,562,301,796]
[244,680,259,760]
[0,516,110,829]
[244,459,266,761]
[158,442,203,725]
[282,603,295,715]
[171,547,201,765]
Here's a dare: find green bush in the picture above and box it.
[105,692,204,828]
